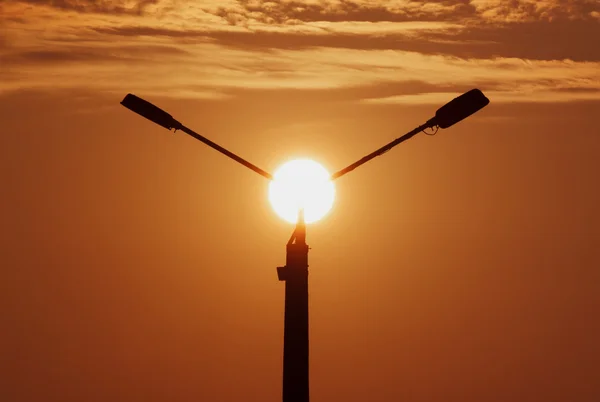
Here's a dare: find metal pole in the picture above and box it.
[179,126,273,180]
[277,210,310,402]
[330,123,428,180]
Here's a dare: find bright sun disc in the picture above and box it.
[269,159,335,224]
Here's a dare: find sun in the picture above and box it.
[268,159,335,224]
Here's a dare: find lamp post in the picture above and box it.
[276,208,310,402]
[120,88,489,402]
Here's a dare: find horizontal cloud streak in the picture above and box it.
[3,36,599,103]
[362,89,600,105]
[9,0,161,15]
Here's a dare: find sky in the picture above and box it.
[1,1,599,401]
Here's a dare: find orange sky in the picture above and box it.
[1,1,599,401]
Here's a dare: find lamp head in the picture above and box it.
[431,89,489,129]
[121,94,181,131]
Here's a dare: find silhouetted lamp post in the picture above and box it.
[120,88,489,402]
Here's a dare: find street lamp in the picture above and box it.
[120,88,489,402]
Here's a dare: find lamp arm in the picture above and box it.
[330,123,429,181]
[179,126,273,180]
[120,93,273,180]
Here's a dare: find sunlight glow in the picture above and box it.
[269,159,335,224]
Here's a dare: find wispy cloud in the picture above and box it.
[363,89,600,105]
[9,0,161,15]
[470,0,599,22]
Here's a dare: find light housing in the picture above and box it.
[433,89,490,129]
[120,94,181,131]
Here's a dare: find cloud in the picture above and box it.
[469,0,599,22]
[211,0,473,25]
[89,18,460,37]
[201,0,592,35]
[362,89,600,105]
[6,0,599,22]
[2,34,598,103]
[9,0,161,15]
[3,45,189,64]
[209,0,598,26]
[1,0,599,104]
[429,19,600,62]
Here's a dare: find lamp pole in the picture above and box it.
[276,209,310,402]
[120,88,489,402]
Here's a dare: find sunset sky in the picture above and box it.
[2,1,599,401]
